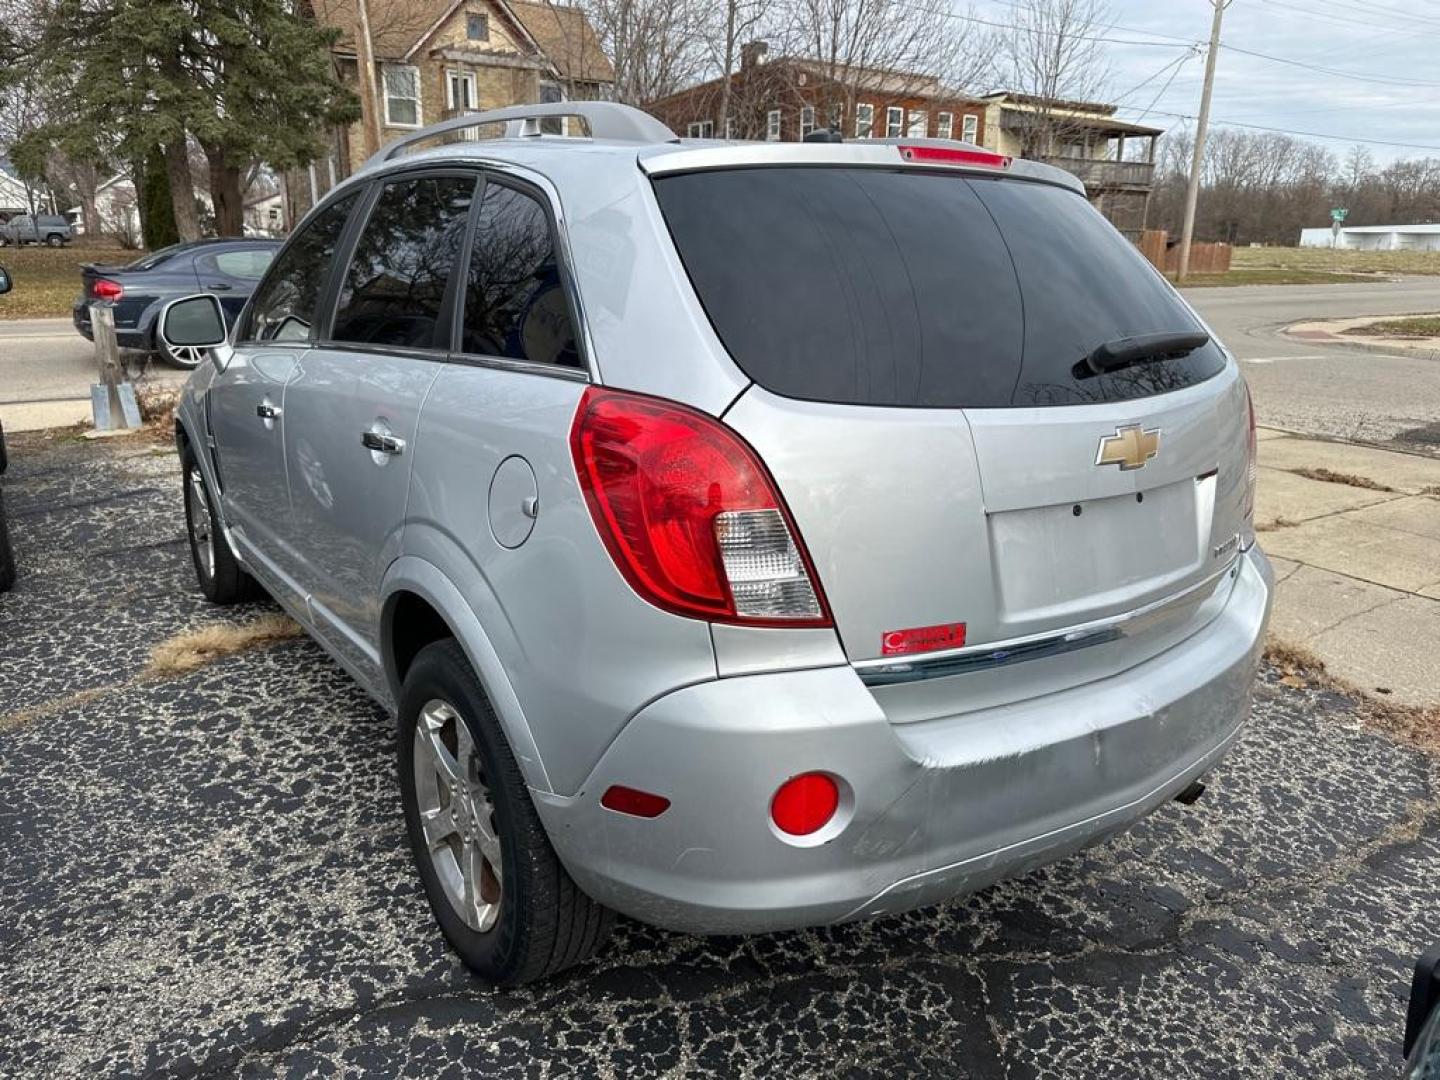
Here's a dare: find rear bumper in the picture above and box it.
[72,302,147,349]
[536,546,1274,934]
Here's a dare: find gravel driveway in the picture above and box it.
[1,434,1435,1079]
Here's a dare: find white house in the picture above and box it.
[1299,223,1440,251]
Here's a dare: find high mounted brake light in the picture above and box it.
[570,387,833,628]
[897,145,1012,169]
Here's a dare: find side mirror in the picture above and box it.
[0,266,11,294]
[161,293,227,349]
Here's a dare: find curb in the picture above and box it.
[1283,316,1440,362]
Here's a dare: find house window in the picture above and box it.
[766,109,781,141]
[885,106,903,137]
[382,64,422,128]
[855,103,874,138]
[466,13,489,40]
[937,112,953,139]
[962,113,979,143]
[687,120,714,138]
[539,79,565,134]
[724,116,735,139]
[828,103,843,131]
[800,105,815,138]
[907,109,928,137]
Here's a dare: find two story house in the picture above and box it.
[302,0,612,198]
[646,42,987,148]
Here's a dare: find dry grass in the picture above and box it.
[1233,246,1440,276]
[145,614,303,677]
[1421,485,1440,498]
[1256,516,1301,533]
[1289,466,1396,492]
[136,383,182,445]
[1343,315,1440,339]
[0,242,132,319]
[1170,267,1378,288]
[1265,636,1440,753]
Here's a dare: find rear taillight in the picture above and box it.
[90,278,123,301]
[1243,382,1258,522]
[570,387,832,627]
[897,145,1012,169]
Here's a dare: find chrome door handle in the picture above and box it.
[256,403,281,420]
[362,431,406,456]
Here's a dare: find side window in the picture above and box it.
[331,175,475,349]
[243,194,357,343]
[461,182,580,369]
[202,249,275,280]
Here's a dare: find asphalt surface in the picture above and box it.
[1,434,1437,1078]
[1184,276,1440,455]
[0,318,187,427]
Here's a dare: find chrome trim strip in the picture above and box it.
[855,559,1241,687]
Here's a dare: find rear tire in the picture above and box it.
[45,233,63,247]
[181,441,258,604]
[0,488,16,593]
[398,639,614,986]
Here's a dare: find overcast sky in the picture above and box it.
[973,0,1440,165]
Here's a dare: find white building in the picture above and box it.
[1299,223,1440,251]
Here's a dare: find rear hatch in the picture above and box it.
[651,161,1251,710]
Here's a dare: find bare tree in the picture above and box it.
[704,0,777,134]
[580,0,710,105]
[998,0,1112,157]
[785,0,998,123]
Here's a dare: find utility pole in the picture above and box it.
[354,0,383,160]
[1177,0,1228,283]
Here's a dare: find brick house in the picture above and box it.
[288,0,612,214]
[646,42,986,146]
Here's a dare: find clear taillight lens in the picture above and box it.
[570,387,832,628]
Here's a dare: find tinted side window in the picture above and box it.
[461,182,580,368]
[243,193,358,343]
[331,176,475,349]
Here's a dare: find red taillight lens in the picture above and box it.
[897,145,1012,169]
[1243,382,1258,521]
[90,278,123,301]
[770,773,839,836]
[601,785,671,818]
[570,387,832,627]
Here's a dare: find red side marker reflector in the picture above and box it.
[881,621,967,657]
[601,784,671,818]
[897,145,1012,169]
[771,773,839,836]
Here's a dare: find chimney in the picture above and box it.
[740,41,769,71]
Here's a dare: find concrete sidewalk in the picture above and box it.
[1255,428,1440,708]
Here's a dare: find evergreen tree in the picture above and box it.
[142,149,179,250]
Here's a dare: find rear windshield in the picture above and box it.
[652,167,1226,408]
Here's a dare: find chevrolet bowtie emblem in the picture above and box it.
[1095,424,1161,470]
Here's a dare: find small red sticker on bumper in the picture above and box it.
[881,621,967,657]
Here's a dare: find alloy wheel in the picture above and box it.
[413,699,504,932]
[186,463,215,580]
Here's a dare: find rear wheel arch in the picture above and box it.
[384,589,457,693]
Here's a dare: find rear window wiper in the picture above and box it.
[1082,331,1211,376]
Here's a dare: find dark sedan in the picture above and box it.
[73,238,280,368]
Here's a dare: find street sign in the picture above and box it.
[1331,207,1349,222]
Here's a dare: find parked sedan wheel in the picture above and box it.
[159,339,207,370]
[181,442,259,604]
[398,639,614,986]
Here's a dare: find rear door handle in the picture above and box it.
[256,403,281,420]
[362,431,405,456]
[205,282,233,291]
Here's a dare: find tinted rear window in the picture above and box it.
[652,168,1225,408]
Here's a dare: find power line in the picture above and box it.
[1125,107,1440,153]
[1256,0,1440,32]
[1218,41,1440,88]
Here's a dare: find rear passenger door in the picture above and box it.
[194,246,276,327]
[281,171,475,680]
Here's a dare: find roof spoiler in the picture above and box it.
[362,102,679,170]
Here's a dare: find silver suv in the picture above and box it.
[161,103,1273,986]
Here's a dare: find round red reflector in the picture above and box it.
[770,773,839,836]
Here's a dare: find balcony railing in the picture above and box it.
[1035,156,1155,192]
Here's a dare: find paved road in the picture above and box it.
[2,435,1436,1078]
[0,318,187,431]
[1184,276,1440,455]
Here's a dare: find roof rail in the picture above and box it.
[363,102,679,169]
